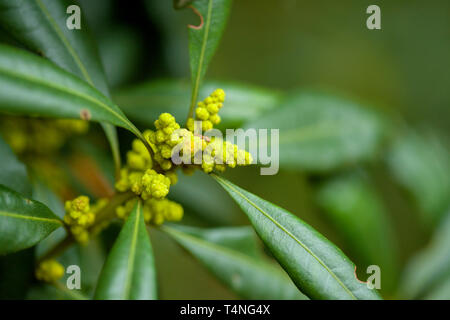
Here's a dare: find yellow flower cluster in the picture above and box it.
[35,259,64,283]
[63,196,108,244]
[113,88,252,228]
[187,88,225,132]
[0,116,88,155]
[201,138,253,173]
[116,198,183,226]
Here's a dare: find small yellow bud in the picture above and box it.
[209,114,221,125]
[35,260,64,283]
[196,107,209,121]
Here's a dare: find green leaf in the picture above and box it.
[168,225,262,259]
[212,174,382,300]
[244,91,385,172]
[95,201,157,300]
[387,130,450,227]
[399,211,450,299]
[0,44,141,138]
[186,0,232,117]
[0,0,121,176]
[114,79,281,129]
[316,172,398,292]
[0,184,62,255]
[0,133,30,197]
[163,225,307,300]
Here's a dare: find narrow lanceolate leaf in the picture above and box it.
[186,0,232,117]
[387,130,450,227]
[167,225,263,260]
[114,79,282,129]
[0,184,62,255]
[163,225,307,300]
[316,173,398,292]
[0,133,30,197]
[0,45,141,138]
[0,0,121,176]
[399,212,450,299]
[244,91,385,172]
[212,175,382,300]
[95,201,157,300]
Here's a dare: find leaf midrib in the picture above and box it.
[0,210,62,224]
[189,0,214,111]
[214,175,357,299]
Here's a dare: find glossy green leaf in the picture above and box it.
[387,130,450,227]
[212,174,382,300]
[316,173,398,292]
[186,0,232,117]
[244,91,385,172]
[0,184,62,255]
[114,79,281,129]
[95,201,157,300]
[399,211,450,299]
[0,133,30,197]
[0,44,141,138]
[163,225,307,299]
[0,0,121,176]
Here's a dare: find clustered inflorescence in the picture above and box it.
[63,196,108,244]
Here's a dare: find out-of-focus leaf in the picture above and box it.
[387,130,450,227]
[0,184,62,255]
[114,79,282,129]
[173,0,195,9]
[186,0,232,117]
[0,45,141,138]
[95,201,157,300]
[31,176,68,259]
[399,212,450,299]
[212,174,382,300]
[167,225,262,259]
[0,0,121,176]
[316,172,398,292]
[163,225,308,299]
[244,91,385,172]
[98,26,142,88]
[0,133,30,196]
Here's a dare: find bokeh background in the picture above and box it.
[0,0,449,299]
